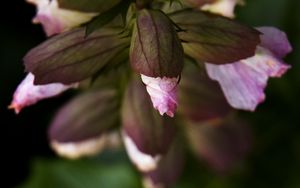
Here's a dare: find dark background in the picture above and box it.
[1,0,300,187]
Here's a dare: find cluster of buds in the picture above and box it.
[10,0,292,187]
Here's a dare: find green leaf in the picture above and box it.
[170,9,260,64]
[130,9,184,78]
[24,28,130,85]
[49,89,120,143]
[57,0,121,13]
[181,0,216,7]
[19,158,141,188]
[85,0,131,36]
[122,75,176,156]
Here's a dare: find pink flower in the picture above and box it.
[141,75,178,117]
[9,73,77,114]
[205,27,292,111]
[26,0,97,36]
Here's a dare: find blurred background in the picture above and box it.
[1,0,300,187]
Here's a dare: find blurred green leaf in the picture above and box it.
[19,158,141,188]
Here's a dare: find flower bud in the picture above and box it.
[9,73,76,114]
[141,75,178,117]
[130,9,184,78]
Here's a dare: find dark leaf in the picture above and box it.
[178,61,231,122]
[186,118,252,173]
[130,9,184,78]
[122,75,176,156]
[57,0,121,13]
[170,9,260,64]
[24,28,130,85]
[144,138,184,187]
[181,0,216,7]
[49,89,119,143]
[85,0,131,36]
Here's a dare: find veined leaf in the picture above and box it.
[170,9,260,64]
[24,28,130,85]
[49,89,119,143]
[85,0,131,36]
[130,9,184,78]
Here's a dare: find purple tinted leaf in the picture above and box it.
[186,118,252,173]
[170,9,260,64]
[122,76,176,156]
[24,28,130,85]
[130,9,184,78]
[49,89,119,143]
[144,139,184,187]
[178,61,232,122]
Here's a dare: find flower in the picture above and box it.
[141,75,178,117]
[201,0,244,18]
[9,73,77,114]
[205,27,292,111]
[26,0,97,36]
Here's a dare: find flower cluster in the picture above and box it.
[11,0,292,187]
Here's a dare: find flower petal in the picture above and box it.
[257,27,293,58]
[201,0,244,18]
[122,76,176,172]
[122,131,161,172]
[9,73,76,114]
[27,0,97,36]
[141,75,178,117]
[205,47,290,111]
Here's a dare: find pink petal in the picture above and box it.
[9,73,77,114]
[27,0,97,36]
[141,75,178,117]
[205,47,290,111]
[257,27,293,58]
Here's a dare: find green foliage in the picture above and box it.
[57,0,121,13]
[85,0,131,36]
[19,157,141,188]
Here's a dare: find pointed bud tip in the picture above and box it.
[8,103,22,114]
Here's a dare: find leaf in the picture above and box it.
[19,158,141,188]
[178,61,231,122]
[144,138,185,187]
[57,0,121,13]
[181,0,215,7]
[186,118,252,173]
[49,89,119,143]
[130,9,184,78]
[85,0,131,36]
[170,9,260,64]
[122,76,176,156]
[24,28,130,85]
